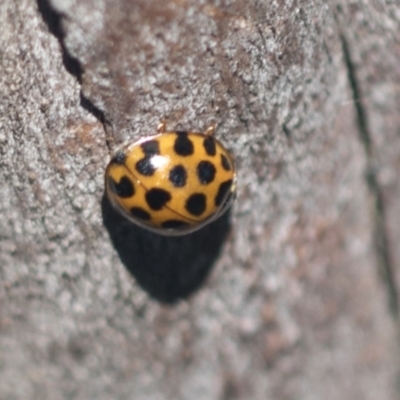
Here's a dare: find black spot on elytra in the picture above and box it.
[109,176,135,198]
[215,180,233,207]
[111,150,126,165]
[130,207,151,221]
[136,157,156,176]
[146,188,171,210]
[161,220,190,229]
[185,193,206,216]
[174,132,194,156]
[221,154,232,171]
[197,161,216,185]
[203,136,216,156]
[141,140,160,156]
[169,165,187,187]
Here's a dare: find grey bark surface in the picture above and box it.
[1,0,399,399]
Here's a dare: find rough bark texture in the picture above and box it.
[1,0,399,399]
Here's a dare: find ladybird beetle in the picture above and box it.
[105,122,237,236]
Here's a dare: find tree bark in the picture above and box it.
[1,0,399,399]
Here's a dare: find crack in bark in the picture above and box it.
[37,0,114,154]
[340,33,399,318]
[37,0,83,82]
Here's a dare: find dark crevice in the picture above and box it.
[37,0,83,82]
[37,0,110,143]
[79,93,107,126]
[340,33,399,318]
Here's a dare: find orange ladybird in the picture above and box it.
[105,122,236,236]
